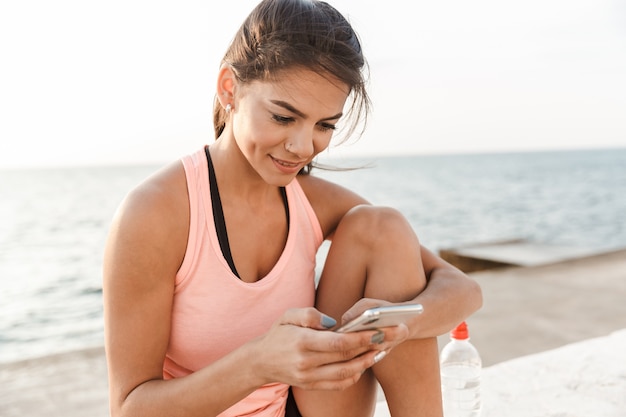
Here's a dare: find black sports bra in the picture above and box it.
[204,146,289,279]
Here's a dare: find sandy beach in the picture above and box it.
[1,248,625,416]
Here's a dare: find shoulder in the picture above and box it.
[296,173,369,238]
[121,160,188,229]
[105,160,189,279]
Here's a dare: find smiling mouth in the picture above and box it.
[271,156,302,168]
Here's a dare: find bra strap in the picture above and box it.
[205,146,240,278]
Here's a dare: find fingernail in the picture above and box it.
[370,330,385,344]
[321,315,337,329]
[373,350,388,364]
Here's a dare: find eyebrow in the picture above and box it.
[270,100,343,121]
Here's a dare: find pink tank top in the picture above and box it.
[164,148,323,417]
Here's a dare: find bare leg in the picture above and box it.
[294,205,443,417]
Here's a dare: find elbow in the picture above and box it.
[437,265,484,314]
[108,400,123,417]
[467,275,483,315]
[108,384,142,417]
[109,393,132,417]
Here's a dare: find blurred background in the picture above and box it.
[1,0,625,167]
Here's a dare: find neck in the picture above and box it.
[208,136,280,205]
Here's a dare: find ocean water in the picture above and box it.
[1,148,625,363]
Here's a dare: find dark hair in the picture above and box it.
[213,0,370,168]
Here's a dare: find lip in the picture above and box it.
[270,155,305,174]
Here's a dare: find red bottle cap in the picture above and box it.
[451,321,469,340]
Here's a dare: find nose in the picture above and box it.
[286,126,315,158]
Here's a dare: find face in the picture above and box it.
[229,68,350,186]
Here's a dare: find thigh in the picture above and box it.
[292,370,378,417]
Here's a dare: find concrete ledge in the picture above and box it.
[480,328,626,417]
[439,239,604,272]
[375,329,626,417]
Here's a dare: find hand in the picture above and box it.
[252,308,390,390]
[340,298,392,326]
[340,298,411,354]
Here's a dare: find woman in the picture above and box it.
[103,1,482,416]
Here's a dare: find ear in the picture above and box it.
[216,64,237,109]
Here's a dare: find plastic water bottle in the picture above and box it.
[440,321,482,417]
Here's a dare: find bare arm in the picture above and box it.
[404,246,483,338]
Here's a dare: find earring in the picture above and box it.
[285,142,292,151]
[225,103,232,114]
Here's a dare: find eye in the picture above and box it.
[317,122,337,133]
[272,114,294,125]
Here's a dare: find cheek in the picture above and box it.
[313,133,333,155]
[233,115,277,152]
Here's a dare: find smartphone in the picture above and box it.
[335,304,424,333]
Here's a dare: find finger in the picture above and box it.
[361,324,410,355]
[379,323,410,342]
[278,308,336,331]
[340,298,391,325]
[304,327,385,356]
[293,349,382,391]
[275,330,385,381]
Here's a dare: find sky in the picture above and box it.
[1,0,625,168]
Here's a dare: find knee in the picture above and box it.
[337,205,417,248]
